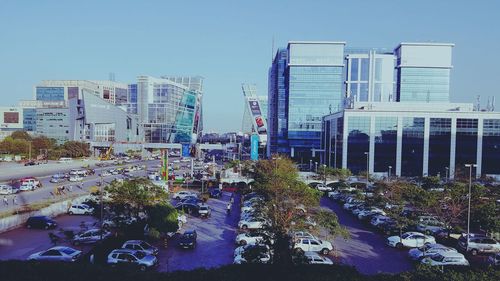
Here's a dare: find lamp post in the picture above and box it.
[322,164,327,184]
[388,166,392,182]
[364,152,369,189]
[445,167,449,182]
[315,162,318,174]
[100,174,104,241]
[464,163,477,253]
[309,160,312,172]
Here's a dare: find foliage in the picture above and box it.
[421,176,441,190]
[10,130,32,141]
[145,203,179,234]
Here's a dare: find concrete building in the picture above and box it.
[0,107,24,141]
[18,100,67,132]
[321,102,500,179]
[36,108,70,144]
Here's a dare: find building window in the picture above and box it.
[428,118,451,176]
[374,117,397,173]
[347,116,370,174]
[401,117,424,177]
[482,119,500,174]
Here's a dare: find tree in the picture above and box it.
[105,178,168,218]
[10,130,31,141]
[146,203,179,234]
[421,176,441,190]
[252,155,347,264]
[62,141,90,157]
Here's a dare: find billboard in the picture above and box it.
[247,99,267,135]
[3,112,19,123]
[250,134,259,160]
[182,143,191,157]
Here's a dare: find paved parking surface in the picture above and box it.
[320,197,414,274]
[158,192,240,271]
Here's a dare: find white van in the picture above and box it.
[58,157,73,163]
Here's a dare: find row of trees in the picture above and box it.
[0,130,90,159]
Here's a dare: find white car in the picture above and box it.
[370,215,391,227]
[294,238,333,255]
[69,175,83,182]
[68,204,94,215]
[387,232,436,248]
[19,182,36,191]
[236,232,271,245]
[0,185,17,195]
[316,184,332,192]
[233,251,271,264]
[304,251,333,265]
[173,191,197,200]
[408,243,458,260]
[100,171,111,177]
[234,244,270,257]
[28,246,82,262]
[72,229,111,245]
[238,218,269,230]
[357,207,386,220]
[421,251,469,266]
[292,231,317,241]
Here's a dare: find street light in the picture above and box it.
[364,152,369,189]
[388,166,392,182]
[464,163,477,253]
[322,164,327,184]
[309,160,312,172]
[445,167,449,182]
[315,162,318,174]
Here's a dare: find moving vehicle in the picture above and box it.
[294,238,333,255]
[69,169,87,177]
[173,191,198,200]
[28,246,82,262]
[24,161,39,166]
[0,184,18,195]
[198,204,211,218]
[58,157,73,163]
[50,174,66,183]
[122,240,159,255]
[178,230,197,249]
[107,249,158,271]
[68,204,94,215]
[387,232,436,248]
[69,175,83,182]
[421,252,469,266]
[26,216,57,230]
[72,229,111,245]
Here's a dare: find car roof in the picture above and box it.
[110,249,137,254]
[437,251,465,258]
[49,246,77,251]
[184,229,196,234]
[30,216,49,219]
[124,240,144,244]
[404,232,424,236]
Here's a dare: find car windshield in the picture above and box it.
[140,242,152,249]
[183,233,195,238]
[61,248,76,255]
[431,254,445,262]
[401,233,411,239]
[134,251,146,259]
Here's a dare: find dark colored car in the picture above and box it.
[26,216,57,230]
[178,230,197,249]
[175,203,200,215]
[24,161,39,166]
[209,189,222,198]
[378,220,407,236]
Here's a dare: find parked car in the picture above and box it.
[28,246,82,262]
[291,231,317,241]
[198,204,211,218]
[234,246,271,264]
[357,207,386,220]
[175,202,200,215]
[236,231,272,246]
[234,244,270,257]
[107,249,158,271]
[100,171,111,177]
[24,161,39,166]
[457,234,500,255]
[304,251,333,265]
[122,240,159,255]
[0,184,18,195]
[370,215,392,227]
[316,184,332,192]
[178,230,197,249]
[50,174,66,183]
[69,175,83,182]
[238,218,269,230]
[387,232,436,248]
[68,204,94,215]
[209,189,222,198]
[173,191,198,200]
[72,229,111,245]
[294,238,333,255]
[408,243,458,261]
[421,251,469,266]
[26,216,57,230]
[488,252,500,266]
[415,216,445,235]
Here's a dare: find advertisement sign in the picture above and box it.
[161,149,169,181]
[182,143,191,157]
[247,99,267,135]
[250,134,259,160]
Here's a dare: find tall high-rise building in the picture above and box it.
[395,43,454,103]
[268,42,345,162]
[136,76,203,144]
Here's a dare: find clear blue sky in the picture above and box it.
[0,0,499,132]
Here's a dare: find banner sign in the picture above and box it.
[161,149,169,181]
[250,134,259,160]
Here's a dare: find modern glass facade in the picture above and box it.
[36,108,70,144]
[22,108,37,131]
[36,87,65,101]
[428,118,451,176]
[127,84,138,114]
[482,119,500,174]
[397,68,450,102]
[401,117,424,177]
[374,117,397,173]
[455,118,478,169]
[346,116,370,174]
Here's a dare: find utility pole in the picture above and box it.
[464,163,477,253]
[100,174,104,241]
[364,152,369,189]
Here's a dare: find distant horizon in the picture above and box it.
[1,0,499,132]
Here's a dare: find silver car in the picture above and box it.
[72,228,111,245]
[28,246,82,262]
[122,240,159,255]
[107,249,158,271]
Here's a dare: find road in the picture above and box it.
[320,197,414,274]
[0,159,163,214]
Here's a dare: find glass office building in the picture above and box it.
[36,87,65,101]
[36,108,70,144]
[137,76,203,144]
[322,102,500,178]
[395,43,454,103]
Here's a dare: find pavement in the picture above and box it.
[320,197,414,274]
